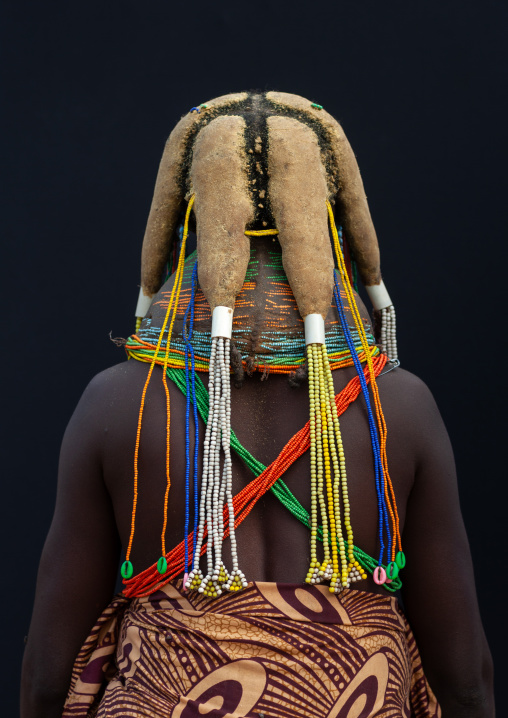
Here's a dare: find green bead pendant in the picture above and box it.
[121,560,133,579]
[395,551,406,569]
[387,561,399,580]
[157,556,168,574]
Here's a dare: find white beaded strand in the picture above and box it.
[222,337,247,591]
[200,337,223,596]
[212,338,229,589]
[386,305,398,361]
[188,310,247,595]
[379,305,398,361]
[186,336,219,591]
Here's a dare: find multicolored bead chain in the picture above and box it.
[182,262,200,581]
[127,246,380,377]
[186,336,247,597]
[327,201,404,577]
[123,202,405,596]
[333,272,391,567]
[127,331,380,377]
[121,196,195,581]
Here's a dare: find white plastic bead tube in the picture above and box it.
[365,280,392,311]
[135,287,153,320]
[211,306,234,339]
[304,313,326,345]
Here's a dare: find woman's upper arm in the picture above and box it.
[21,373,121,713]
[400,378,493,713]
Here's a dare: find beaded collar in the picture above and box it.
[127,249,380,375]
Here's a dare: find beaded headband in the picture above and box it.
[124,92,404,598]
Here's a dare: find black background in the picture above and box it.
[2,1,506,712]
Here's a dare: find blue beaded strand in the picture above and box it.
[333,271,392,565]
[182,261,199,575]
[190,267,200,569]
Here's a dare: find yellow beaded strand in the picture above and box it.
[314,347,330,576]
[124,196,194,575]
[244,229,279,237]
[322,399,337,580]
[321,347,342,587]
[305,342,368,592]
[305,347,319,582]
[326,200,402,561]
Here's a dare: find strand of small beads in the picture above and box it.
[185,338,216,593]
[379,305,398,361]
[327,200,404,577]
[305,316,366,593]
[333,273,391,572]
[182,261,200,586]
[335,223,399,362]
[121,196,194,582]
[217,337,246,592]
[210,337,229,591]
[185,308,247,597]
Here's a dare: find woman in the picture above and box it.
[21,91,494,717]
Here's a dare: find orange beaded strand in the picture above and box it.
[124,197,195,573]
[159,197,195,557]
[327,201,402,559]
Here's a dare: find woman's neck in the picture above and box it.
[141,236,375,368]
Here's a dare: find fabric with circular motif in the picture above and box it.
[63,580,440,717]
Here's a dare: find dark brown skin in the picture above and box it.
[21,249,494,718]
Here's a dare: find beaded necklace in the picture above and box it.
[327,201,404,578]
[121,197,195,581]
[123,197,405,596]
[333,273,391,567]
[128,244,379,376]
[182,262,200,582]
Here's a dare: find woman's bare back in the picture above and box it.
[94,357,435,595]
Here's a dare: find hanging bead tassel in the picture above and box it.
[187,308,247,596]
[365,280,398,361]
[185,334,217,593]
[124,196,195,581]
[304,316,362,593]
[219,337,246,592]
[328,201,403,578]
[200,336,223,597]
[379,305,398,361]
[182,261,200,590]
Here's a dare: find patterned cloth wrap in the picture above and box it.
[63,581,440,717]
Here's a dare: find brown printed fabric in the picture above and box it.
[63,581,440,717]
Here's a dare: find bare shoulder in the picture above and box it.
[378,365,437,406]
[376,366,449,460]
[79,360,150,411]
[85,359,149,394]
[62,361,154,455]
